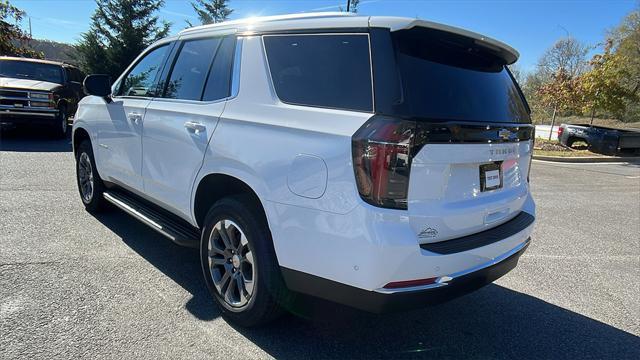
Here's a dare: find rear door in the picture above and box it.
[97,44,172,191]
[141,35,238,219]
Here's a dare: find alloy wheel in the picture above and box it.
[78,152,94,203]
[60,110,68,134]
[207,219,256,310]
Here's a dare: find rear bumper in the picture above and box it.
[270,191,535,291]
[282,238,530,313]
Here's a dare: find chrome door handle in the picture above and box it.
[127,112,142,124]
[184,121,206,133]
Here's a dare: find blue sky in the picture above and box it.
[12,0,638,72]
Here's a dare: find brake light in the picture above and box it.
[557,125,564,139]
[352,116,416,210]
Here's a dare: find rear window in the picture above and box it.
[164,38,222,101]
[386,28,530,123]
[202,36,235,102]
[263,34,373,112]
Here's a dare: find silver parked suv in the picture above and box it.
[74,13,535,326]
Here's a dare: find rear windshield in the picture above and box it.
[0,60,63,84]
[385,28,530,123]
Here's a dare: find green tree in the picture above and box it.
[579,40,636,119]
[0,0,42,58]
[187,0,232,26]
[348,0,360,13]
[537,69,582,136]
[75,0,170,77]
[526,37,588,123]
[340,0,360,13]
[608,6,640,121]
[537,37,589,79]
[75,30,109,75]
[574,6,639,122]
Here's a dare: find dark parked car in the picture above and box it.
[0,56,85,137]
[558,123,640,155]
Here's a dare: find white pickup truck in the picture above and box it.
[73,12,536,327]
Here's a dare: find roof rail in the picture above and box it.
[180,12,353,35]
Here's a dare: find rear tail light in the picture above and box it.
[353,118,533,207]
[557,125,564,139]
[352,116,416,210]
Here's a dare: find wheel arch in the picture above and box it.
[192,172,269,230]
[72,126,91,155]
[566,135,588,147]
[56,98,69,111]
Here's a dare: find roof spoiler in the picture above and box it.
[369,17,519,65]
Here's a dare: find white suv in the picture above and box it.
[73,13,535,326]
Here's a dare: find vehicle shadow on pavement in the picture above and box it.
[0,127,71,152]
[94,210,640,360]
[93,209,219,321]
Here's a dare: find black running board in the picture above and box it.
[103,191,200,248]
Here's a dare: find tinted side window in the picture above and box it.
[117,45,169,97]
[72,68,85,82]
[263,34,373,112]
[65,68,82,82]
[64,68,72,82]
[163,38,221,100]
[202,36,235,101]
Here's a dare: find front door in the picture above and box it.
[142,36,237,219]
[97,44,172,192]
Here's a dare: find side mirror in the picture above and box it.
[83,74,112,102]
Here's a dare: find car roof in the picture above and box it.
[0,56,78,68]
[177,12,518,64]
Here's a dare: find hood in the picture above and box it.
[0,77,61,91]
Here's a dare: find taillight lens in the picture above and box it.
[352,116,415,210]
[557,125,564,139]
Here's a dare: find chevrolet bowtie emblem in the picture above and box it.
[498,129,511,140]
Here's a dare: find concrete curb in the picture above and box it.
[533,155,640,163]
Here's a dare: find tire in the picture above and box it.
[200,195,288,327]
[52,105,69,138]
[75,140,108,213]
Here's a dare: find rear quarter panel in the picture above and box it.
[193,35,371,227]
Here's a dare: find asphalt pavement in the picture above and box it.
[1,129,639,359]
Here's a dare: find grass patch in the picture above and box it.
[533,138,605,157]
[533,149,605,157]
[533,116,640,130]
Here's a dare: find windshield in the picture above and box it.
[382,28,530,123]
[0,60,64,84]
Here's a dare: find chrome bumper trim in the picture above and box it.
[0,109,58,117]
